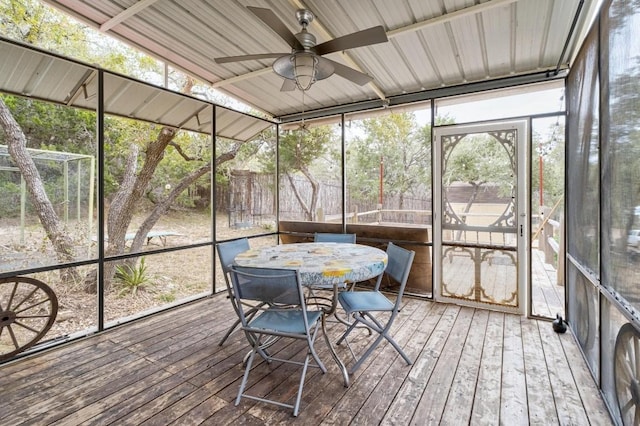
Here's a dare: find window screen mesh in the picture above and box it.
[566,24,599,273]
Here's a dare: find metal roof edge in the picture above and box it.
[276,69,568,124]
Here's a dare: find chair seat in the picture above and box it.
[338,290,394,313]
[250,310,322,335]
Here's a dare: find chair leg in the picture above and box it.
[336,315,359,345]
[293,353,311,416]
[384,332,412,365]
[241,331,274,366]
[236,333,262,407]
[341,313,413,374]
[219,317,242,346]
[307,324,327,373]
[349,332,386,374]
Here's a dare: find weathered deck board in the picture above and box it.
[471,310,505,424]
[0,294,611,425]
[521,317,559,424]
[439,308,489,425]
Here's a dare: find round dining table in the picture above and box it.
[234,242,388,287]
[234,242,388,386]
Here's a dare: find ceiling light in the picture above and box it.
[293,53,316,91]
[272,53,335,91]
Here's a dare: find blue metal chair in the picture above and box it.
[313,232,356,243]
[229,265,326,417]
[312,233,356,292]
[216,238,252,346]
[336,242,415,374]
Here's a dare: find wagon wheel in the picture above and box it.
[615,323,640,425]
[0,277,58,362]
[575,280,595,350]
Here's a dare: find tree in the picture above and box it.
[0,97,80,281]
[442,131,514,232]
[0,0,262,291]
[347,112,431,208]
[262,125,335,220]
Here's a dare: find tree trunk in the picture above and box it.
[286,172,312,220]
[299,165,320,221]
[83,127,177,292]
[453,181,484,241]
[131,163,211,252]
[0,98,80,282]
[128,139,244,253]
[82,134,246,292]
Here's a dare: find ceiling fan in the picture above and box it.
[214,6,388,92]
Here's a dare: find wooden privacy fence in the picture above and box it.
[225,170,432,225]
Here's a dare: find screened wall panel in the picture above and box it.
[601,295,639,425]
[566,25,600,274]
[566,1,640,424]
[601,0,640,317]
[599,3,640,420]
[277,120,342,223]
[567,261,599,378]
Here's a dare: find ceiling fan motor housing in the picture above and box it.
[295,9,314,27]
[295,10,317,50]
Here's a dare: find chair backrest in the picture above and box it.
[216,238,250,285]
[313,232,356,243]
[217,238,250,274]
[230,265,305,308]
[375,242,415,308]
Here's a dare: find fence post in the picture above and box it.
[376,203,382,223]
[353,205,359,223]
[316,207,324,222]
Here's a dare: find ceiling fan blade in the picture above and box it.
[323,58,374,86]
[315,26,388,56]
[280,79,296,92]
[248,6,303,50]
[214,53,287,64]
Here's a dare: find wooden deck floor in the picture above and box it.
[531,247,565,318]
[0,294,611,425]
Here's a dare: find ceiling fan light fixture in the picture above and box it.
[293,53,317,91]
[217,7,387,92]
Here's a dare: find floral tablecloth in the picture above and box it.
[234,242,388,286]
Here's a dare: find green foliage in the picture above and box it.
[0,180,21,217]
[347,112,431,204]
[115,257,151,296]
[532,121,565,212]
[0,0,88,54]
[442,133,514,202]
[157,293,176,303]
[0,95,96,153]
[257,126,333,176]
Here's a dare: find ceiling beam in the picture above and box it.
[387,0,518,39]
[211,68,272,89]
[100,0,162,32]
